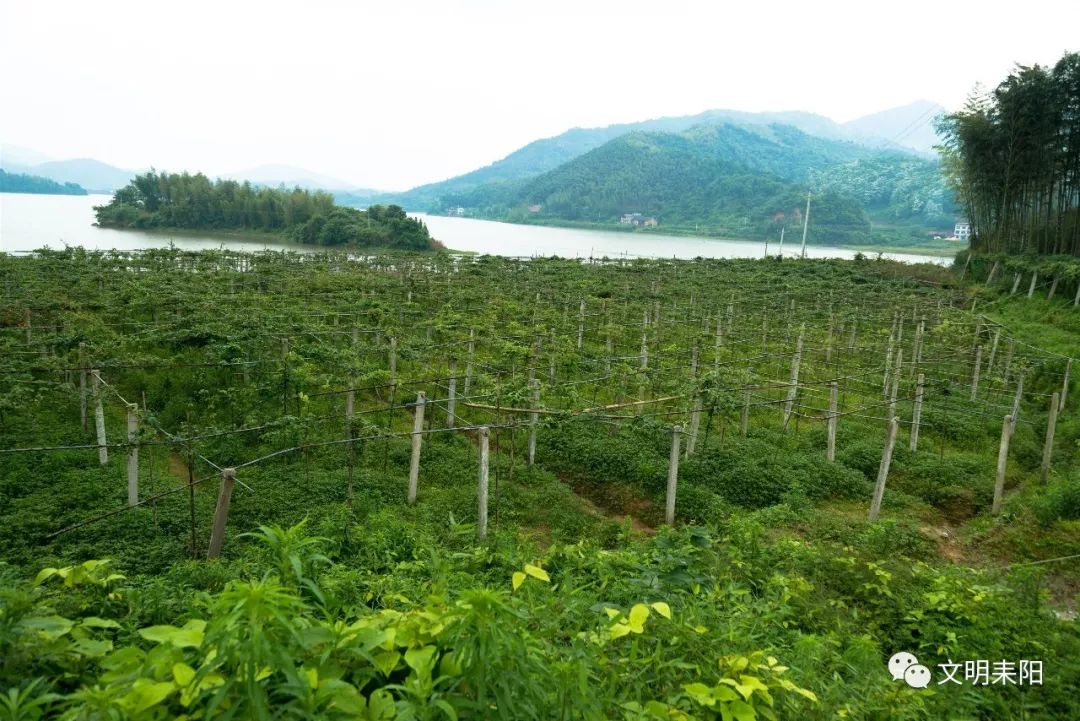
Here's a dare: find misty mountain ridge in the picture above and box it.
[379,100,947,210]
[1,99,946,200]
[431,119,955,245]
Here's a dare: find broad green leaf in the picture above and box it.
[374,650,401,677]
[434,699,459,721]
[684,682,716,706]
[139,624,203,649]
[21,615,74,640]
[609,622,632,640]
[33,568,60,585]
[511,572,526,590]
[650,601,672,619]
[523,564,550,582]
[405,645,437,679]
[73,638,113,657]
[304,667,318,689]
[81,617,121,629]
[729,699,757,721]
[627,603,650,633]
[122,679,175,713]
[172,662,196,687]
[368,688,396,719]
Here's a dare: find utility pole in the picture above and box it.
[800,190,811,258]
[778,226,785,258]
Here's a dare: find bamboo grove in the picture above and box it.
[938,50,1080,256]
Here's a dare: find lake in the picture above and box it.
[1,192,950,264]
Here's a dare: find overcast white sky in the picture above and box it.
[2,0,1077,190]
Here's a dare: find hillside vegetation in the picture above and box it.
[939,50,1080,256]
[94,171,436,250]
[439,124,955,246]
[0,169,87,196]
[1,249,1078,719]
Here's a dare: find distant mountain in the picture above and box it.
[222,164,364,191]
[30,158,135,193]
[439,122,954,245]
[378,102,944,211]
[0,168,88,196]
[0,143,53,168]
[842,100,946,155]
[439,125,872,243]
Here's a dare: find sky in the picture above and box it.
[2,0,1078,191]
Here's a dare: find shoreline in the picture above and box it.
[419,213,962,260]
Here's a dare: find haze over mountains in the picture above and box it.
[1,100,945,199]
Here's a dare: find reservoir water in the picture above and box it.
[1,192,950,264]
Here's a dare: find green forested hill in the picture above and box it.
[440,125,945,244]
[0,168,88,195]
[812,155,957,226]
[94,171,436,250]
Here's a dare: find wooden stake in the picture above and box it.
[92,370,107,465]
[868,417,899,521]
[477,426,490,539]
[827,381,838,462]
[207,468,237,559]
[992,415,1014,515]
[910,373,924,452]
[665,426,681,525]
[1010,272,1022,296]
[407,392,426,504]
[1027,271,1038,298]
[126,404,139,506]
[1041,393,1059,485]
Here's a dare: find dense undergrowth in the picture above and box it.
[1,248,1078,719]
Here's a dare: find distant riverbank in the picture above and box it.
[427,213,960,258]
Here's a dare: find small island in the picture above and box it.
[0,169,88,196]
[94,170,438,250]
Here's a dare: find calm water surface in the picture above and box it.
[1,193,948,264]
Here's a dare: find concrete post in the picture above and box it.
[407,392,426,504]
[992,415,1015,515]
[477,426,490,539]
[827,381,838,462]
[207,468,237,560]
[126,404,139,506]
[665,426,681,525]
[92,370,107,465]
[868,417,899,521]
[1041,393,1059,485]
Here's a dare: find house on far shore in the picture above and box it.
[527,204,542,213]
[954,220,971,242]
[619,213,658,227]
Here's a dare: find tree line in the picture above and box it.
[95,171,435,250]
[0,169,88,196]
[938,51,1080,255]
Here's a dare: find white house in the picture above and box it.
[954,220,971,241]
